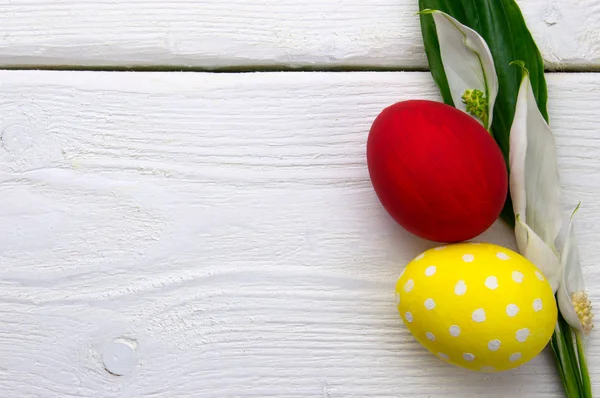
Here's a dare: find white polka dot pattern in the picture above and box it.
[472,309,486,323]
[533,299,543,312]
[404,279,414,293]
[462,254,475,262]
[463,353,475,361]
[454,280,467,296]
[516,328,530,343]
[449,325,461,337]
[509,353,522,362]
[424,298,436,310]
[497,252,510,260]
[488,340,501,351]
[405,312,413,323]
[506,304,520,317]
[426,332,435,341]
[512,271,524,283]
[425,266,436,276]
[535,271,545,281]
[485,276,499,290]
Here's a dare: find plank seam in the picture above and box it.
[0,65,598,73]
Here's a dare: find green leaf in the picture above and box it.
[418,0,549,227]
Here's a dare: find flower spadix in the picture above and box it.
[421,10,498,130]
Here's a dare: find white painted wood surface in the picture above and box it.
[0,0,598,69]
[1,71,599,397]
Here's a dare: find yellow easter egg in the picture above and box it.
[395,242,557,372]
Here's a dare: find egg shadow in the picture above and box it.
[388,322,561,396]
[378,207,518,279]
[469,219,518,250]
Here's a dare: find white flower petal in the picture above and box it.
[508,64,563,294]
[429,10,498,129]
[509,65,562,247]
[557,207,585,333]
[515,217,560,292]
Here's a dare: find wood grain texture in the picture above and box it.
[0,71,599,397]
[0,1,598,70]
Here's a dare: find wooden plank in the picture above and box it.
[0,70,599,397]
[0,1,598,70]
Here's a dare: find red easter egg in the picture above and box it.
[366,99,508,243]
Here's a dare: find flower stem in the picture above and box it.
[550,305,592,397]
[575,331,592,397]
[551,322,581,397]
[563,317,584,394]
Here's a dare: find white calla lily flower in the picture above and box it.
[558,205,594,336]
[425,10,498,129]
[509,62,593,397]
[508,62,563,292]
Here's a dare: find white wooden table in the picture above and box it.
[1,1,599,397]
